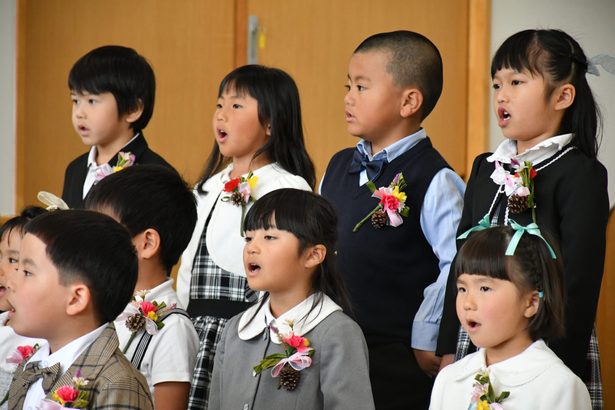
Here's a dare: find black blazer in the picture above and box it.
[61,133,175,208]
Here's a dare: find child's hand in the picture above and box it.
[412,348,441,377]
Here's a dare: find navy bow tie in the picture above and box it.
[348,149,388,181]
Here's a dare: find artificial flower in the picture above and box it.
[95,151,136,181]
[39,371,89,409]
[353,172,410,232]
[0,344,40,406]
[490,160,537,222]
[221,171,259,236]
[116,290,176,353]
[253,320,314,391]
[470,369,510,409]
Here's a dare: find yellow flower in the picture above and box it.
[113,166,124,172]
[392,186,407,203]
[477,400,490,410]
[247,175,258,190]
[147,311,158,321]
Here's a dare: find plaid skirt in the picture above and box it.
[186,225,255,410]
[456,325,603,409]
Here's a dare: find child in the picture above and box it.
[436,29,608,408]
[0,207,45,409]
[177,64,315,409]
[5,210,153,409]
[209,188,375,409]
[430,225,591,409]
[320,31,465,409]
[62,45,174,209]
[85,164,199,409]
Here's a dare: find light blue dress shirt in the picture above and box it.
[320,128,465,351]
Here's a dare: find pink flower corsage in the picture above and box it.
[221,171,258,236]
[95,151,136,181]
[353,172,410,232]
[470,369,509,410]
[253,320,314,391]
[490,159,537,222]
[116,290,175,353]
[39,372,90,409]
[0,344,40,405]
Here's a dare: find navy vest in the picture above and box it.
[321,138,450,345]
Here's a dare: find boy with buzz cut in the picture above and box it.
[6,210,153,410]
[63,45,174,209]
[85,164,199,410]
[320,31,465,409]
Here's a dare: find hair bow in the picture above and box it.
[457,214,492,240]
[505,220,556,259]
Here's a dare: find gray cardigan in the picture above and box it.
[209,310,375,410]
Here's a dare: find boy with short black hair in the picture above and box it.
[6,210,153,409]
[86,164,199,410]
[62,45,174,209]
[320,30,465,409]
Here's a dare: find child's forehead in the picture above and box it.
[348,49,394,78]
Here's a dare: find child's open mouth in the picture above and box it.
[247,263,261,274]
[466,320,481,332]
[497,107,511,125]
[216,129,228,141]
[0,285,5,299]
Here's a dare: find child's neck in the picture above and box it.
[485,335,533,366]
[368,123,421,156]
[230,154,271,179]
[134,266,169,294]
[46,316,102,354]
[95,130,136,166]
[269,289,312,319]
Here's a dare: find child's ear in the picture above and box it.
[523,290,541,319]
[132,228,161,260]
[400,88,423,118]
[65,283,91,317]
[124,99,144,124]
[265,122,272,136]
[303,244,326,269]
[553,83,575,111]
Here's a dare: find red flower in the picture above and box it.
[283,334,305,349]
[55,385,79,403]
[381,194,400,212]
[530,168,537,179]
[224,178,240,192]
[17,345,35,360]
[139,301,157,315]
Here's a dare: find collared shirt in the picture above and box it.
[321,128,465,351]
[238,293,342,342]
[82,133,140,199]
[487,133,574,165]
[22,323,107,410]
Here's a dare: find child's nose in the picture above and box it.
[344,90,354,106]
[462,293,476,310]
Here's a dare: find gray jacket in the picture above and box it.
[209,310,375,410]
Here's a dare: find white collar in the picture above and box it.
[454,340,562,387]
[0,311,8,326]
[237,293,342,343]
[25,323,108,374]
[87,132,140,168]
[487,133,573,165]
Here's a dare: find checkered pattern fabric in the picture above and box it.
[187,225,255,410]
[455,324,603,409]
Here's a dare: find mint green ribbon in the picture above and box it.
[457,214,492,240]
[505,220,557,259]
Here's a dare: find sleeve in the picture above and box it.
[412,168,465,350]
[176,190,202,308]
[436,154,486,356]
[148,315,200,385]
[537,367,592,409]
[549,159,608,376]
[207,321,228,409]
[428,365,453,410]
[93,376,153,410]
[319,318,376,410]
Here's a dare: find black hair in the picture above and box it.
[454,226,565,341]
[85,165,197,272]
[0,206,47,245]
[242,189,351,322]
[196,65,315,192]
[68,45,156,131]
[24,210,138,324]
[354,30,443,120]
[491,29,601,158]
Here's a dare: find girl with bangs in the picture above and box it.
[437,29,608,409]
[177,65,315,409]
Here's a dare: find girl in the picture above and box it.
[430,225,591,409]
[209,189,374,409]
[177,65,316,409]
[437,29,608,408]
[0,207,46,409]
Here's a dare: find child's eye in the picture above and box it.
[8,257,18,264]
[356,85,366,91]
[88,98,97,105]
[457,286,466,293]
[244,236,252,243]
[479,286,491,292]
[344,84,351,91]
[492,83,501,90]
[23,269,32,277]
[264,235,276,240]
[511,80,522,86]
[232,104,243,109]
[215,103,222,109]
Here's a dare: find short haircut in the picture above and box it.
[355,30,443,120]
[68,45,155,131]
[25,210,138,324]
[0,206,46,243]
[85,165,197,272]
[454,226,565,341]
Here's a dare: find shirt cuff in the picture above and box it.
[411,320,439,351]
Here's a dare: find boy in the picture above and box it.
[320,31,465,409]
[86,165,199,410]
[62,45,174,209]
[5,210,153,409]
